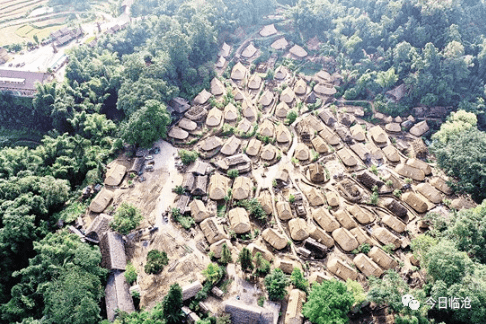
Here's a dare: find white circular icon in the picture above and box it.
[402,294,414,307]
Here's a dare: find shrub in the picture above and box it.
[264,269,290,301]
[235,199,267,223]
[174,185,185,195]
[125,262,138,285]
[286,110,298,124]
[144,249,169,274]
[227,169,239,178]
[110,202,143,235]
[289,194,295,203]
[369,165,378,175]
[178,149,198,165]
[393,189,402,198]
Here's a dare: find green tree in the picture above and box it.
[367,270,409,312]
[302,279,354,324]
[110,202,143,235]
[425,240,472,286]
[144,250,169,275]
[264,269,289,301]
[290,268,309,293]
[162,283,184,324]
[375,67,398,89]
[346,279,366,306]
[286,110,298,124]
[120,99,171,148]
[237,247,253,272]
[220,243,232,265]
[125,262,138,285]
[432,110,477,144]
[178,149,198,165]
[202,263,223,285]
[253,252,270,276]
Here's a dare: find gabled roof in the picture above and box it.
[401,192,428,213]
[248,74,262,90]
[337,148,358,167]
[406,158,432,175]
[90,189,114,213]
[346,204,374,224]
[231,62,247,80]
[261,144,276,161]
[246,138,262,156]
[219,42,231,57]
[285,289,306,324]
[178,118,197,131]
[365,142,384,160]
[350,124,366,142]
[410,120,429,136]
[314,83,336,96]
[354,253,383,278]
[206,107,223,127]
[309,163,325,183]
[277,201,292,220]
[372,227,401,249]
[430,177,452,195]
[382,145,400,163]
[318,109,336,127]
[274,65,288,80]
[294,143,310,161]
[305,187,325,206]
[241,43,258,58]
[289,218,309,241]
[200,218,228,244]
[221,136,242,156]
[349,226,373,246]
[208,173,230,200]
[327,258,358,281]
[280,87,295,104]
[368,246,399,270]
[309,225,334,248]
[259,90,274,106]
[350,143,371,161]
[276,123,292,143]
[312,207,340,232]
[332,228,359,252]
[190,199,210,222]
[369,126,388,144]
[294,79,307,95]
[262,228,287,250]
[105,271,135,322]
[194,89,212,105]
[260,24,278,37]
[169,126,189,140]
[210,77,225,96]
[228,207,251,234]
[275,101,290,118]
[182,281,203,301]
[271,37,289,50]
[258,119,275,138]
[319,127,340,145]
[224,103,239,122]
[215,55,226,68]
[326,191,340,207]
[416,183,442,204]
[242,99,257,120]
[105,164,126,186]
[232,176,252,200]
[333,209,358,230]
[385,122,401,133]
[382,214,406,233]
[258,190,273,214]
[237,118,252,133]
[395,164,425,181]
[100,231,127,270]
[311,135,328,153]
[289,44,308,59]
[200,136,223,151]
[86,213,112,241]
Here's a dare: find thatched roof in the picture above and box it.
[350,124,366,141]
[319,127,340,146]
[286,289,306,324]
[294,143,310,161]
[385,123,401,133]
[219,42,231,57]
[262,228,287,250]
[276,123,292,143]
[337,148,358,167]
[416,183,442,204]
[318,109,336,127]
[183,172,195,191]
[277,201,293,220]
[309,272,331,285]
[176,195,190,213]
[368,246,399,270]
[260,24,278,37]
[372,227,401,249]
[401,192,428,213]
[327,258,358,281]
[248,243,273,261]
[275,65,288,80]
[185,105,208,121]
[200,218,228,244]
[100,231,126,270]
[190,199,210,223]
[289,44,308,59]
[289,218,309,241]
[346,204,374,224]
[221,136,242,156]
[365,142,384,160]
[246,138,262,156]
[105,164,126,186]
[276,258,303,274]
[208,173,230,200]
[304,114,325,132]
[326,191,339,207]
[294,79,307,95]
[206,107,223,127]
[261,144,277,161]
[272,37,289,50]
[224,300,273,324]
[248,74,262,90]
[211,77,225,96]
[349,226,373,246]
[385,83,407,102]
[178,118,197,131]
[430,177,452,195]
[350,143,370,161]
[410,120,429,137]
[309,225,334,248]
[223,103,238,122]
[312,207,340,232]
[339,113,356,128]
[90,189,114,213]
[237,118,252,133]
[128,157,144,175]
[406,158,432,175]
[191,175,208,196]
[332,228,359,252]
[382,145,400,163]
[382,214,406,233]
[215,55,226,68]
[336,178,362,203]
[333,209,357,230]
[105,271,135,322]
[182,281,203,301]
[306,91,318,104]
[311,136,328,154]
[308,163,325,183]
[395,164,425,181]
[275,101,290,118]
[209,239,232,258]
[242,43,258,58]
[384,199,408,218]
[228,207,251,234]
[86,213,112,241]
[233,88,245,101]
[231,62,247,80]
[335,124,352,143]
[189,160,209,176]
[317,70,332,82]
[258,190,273,214]
[169,126,189,140]
[232,176,252,200]
[280,87,296,104]
[354,253,383,278]
[369,126,388,145]
[259,90,274,107]
[314,84,336,96]
[305,187,325,206]
[258,119,275,138]
[194,89,212,105]
[200,136,223,151]
[242,99,257,120]
[411,138,428,159]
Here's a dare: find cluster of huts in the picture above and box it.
[44,27,84,47]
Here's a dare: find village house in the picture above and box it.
[327,258,358,281]
[228,207,251,234]
[332,228,359,252]
[312,207,340,232]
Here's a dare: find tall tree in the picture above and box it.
[162,283,184,324]
[237,247,253,272]
[264,269,289,301]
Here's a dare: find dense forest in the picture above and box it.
[0,0,486,323]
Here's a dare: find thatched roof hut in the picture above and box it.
[350,143,370,161]
[332,227,359,252]
[350,124,366,141]
[385,123,401,133]
[258,119,275,138]
[200,136,223,151]
[275,101,290,118]
[277,201,293,220]
[228,207,251,234]
[275,65,288,80]
[382,145,400,163]
[261,144,277,161]
[237,118,252,133]
[231,62,247,80]
[314,84,336,96]
[294,143,310,161]
[242,43,258,58]
[384,199,408,218]
[346,204,374,224]
[339,113,356,127]
[276,258,303,274]
[327,258,358,281]
[215,55,226,68]
[224,103,239,122]
[411,138,428,159]
[194,89,212,105]
[349,226,373,246]
[372,227,401,249]
[105,271,135,322]
[311,135,328,153]
[430,177,452,195]
[105,164,126,186]
[221,136,242,156]
[294,79,307,95]
[369,126,388,145]
[336,179,362,203]
[246,138,262,157]
[262,228,287,250]
[209,239,232,258]
[248,243,273,261]
[326,191,339,207]
[354,253,383,278]
[312,207,340,232]
[233,88,245,101]
[276,123,292,143]
[309,272,331,285]
[280,87,296,104]
[191,175,207,196]
[242,99,258,120]
[182,281,203,301]
[368,246,398,270]
[289,218,309,241]
[219,42,231,57]
[335,124,352,143]
[406,158,432,175]
[258,190,273,215]
[337,148,358,167]
[410,121,429,137]
[309,225,334,248]
[169,127,189,140]
[289,44,308,59]
[382,214,406,233]
[200,217,228,244]
[260,24,278,37]
[190,199,210,223]
[232,176,252,200]
[318,109,336,127]
[211,77,225,96]
[416,183,442,204]
[206,107,223,127]
[89,189,114,213]
[305,187,325,206]
[248,74,262,90]
[185,105,208,121]
[259,90,274,107]
[395,164,425,181]
[224,300,273,324]
[100,231,126,270]
[190,160,209,175]
[272,37,289,50]
[333,209,358,230]
[319,127,340,145]
[401,192,428,213]
[285,289,306,324]
[208,173,230,200]
[309,163,325,183]
[365,142,384,160]
[178,118,197,131]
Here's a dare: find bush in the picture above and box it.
[179,149,198,165]
[227,169,239,178]
[125,262,138,285]
[235,199,267,223]
[264,269,290,301]
[174,185,185,195]
[110,202,143,235]
[290,268,309,293]
[289,194,295,203]
[286,110,298,124]
[144,249,169,274]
